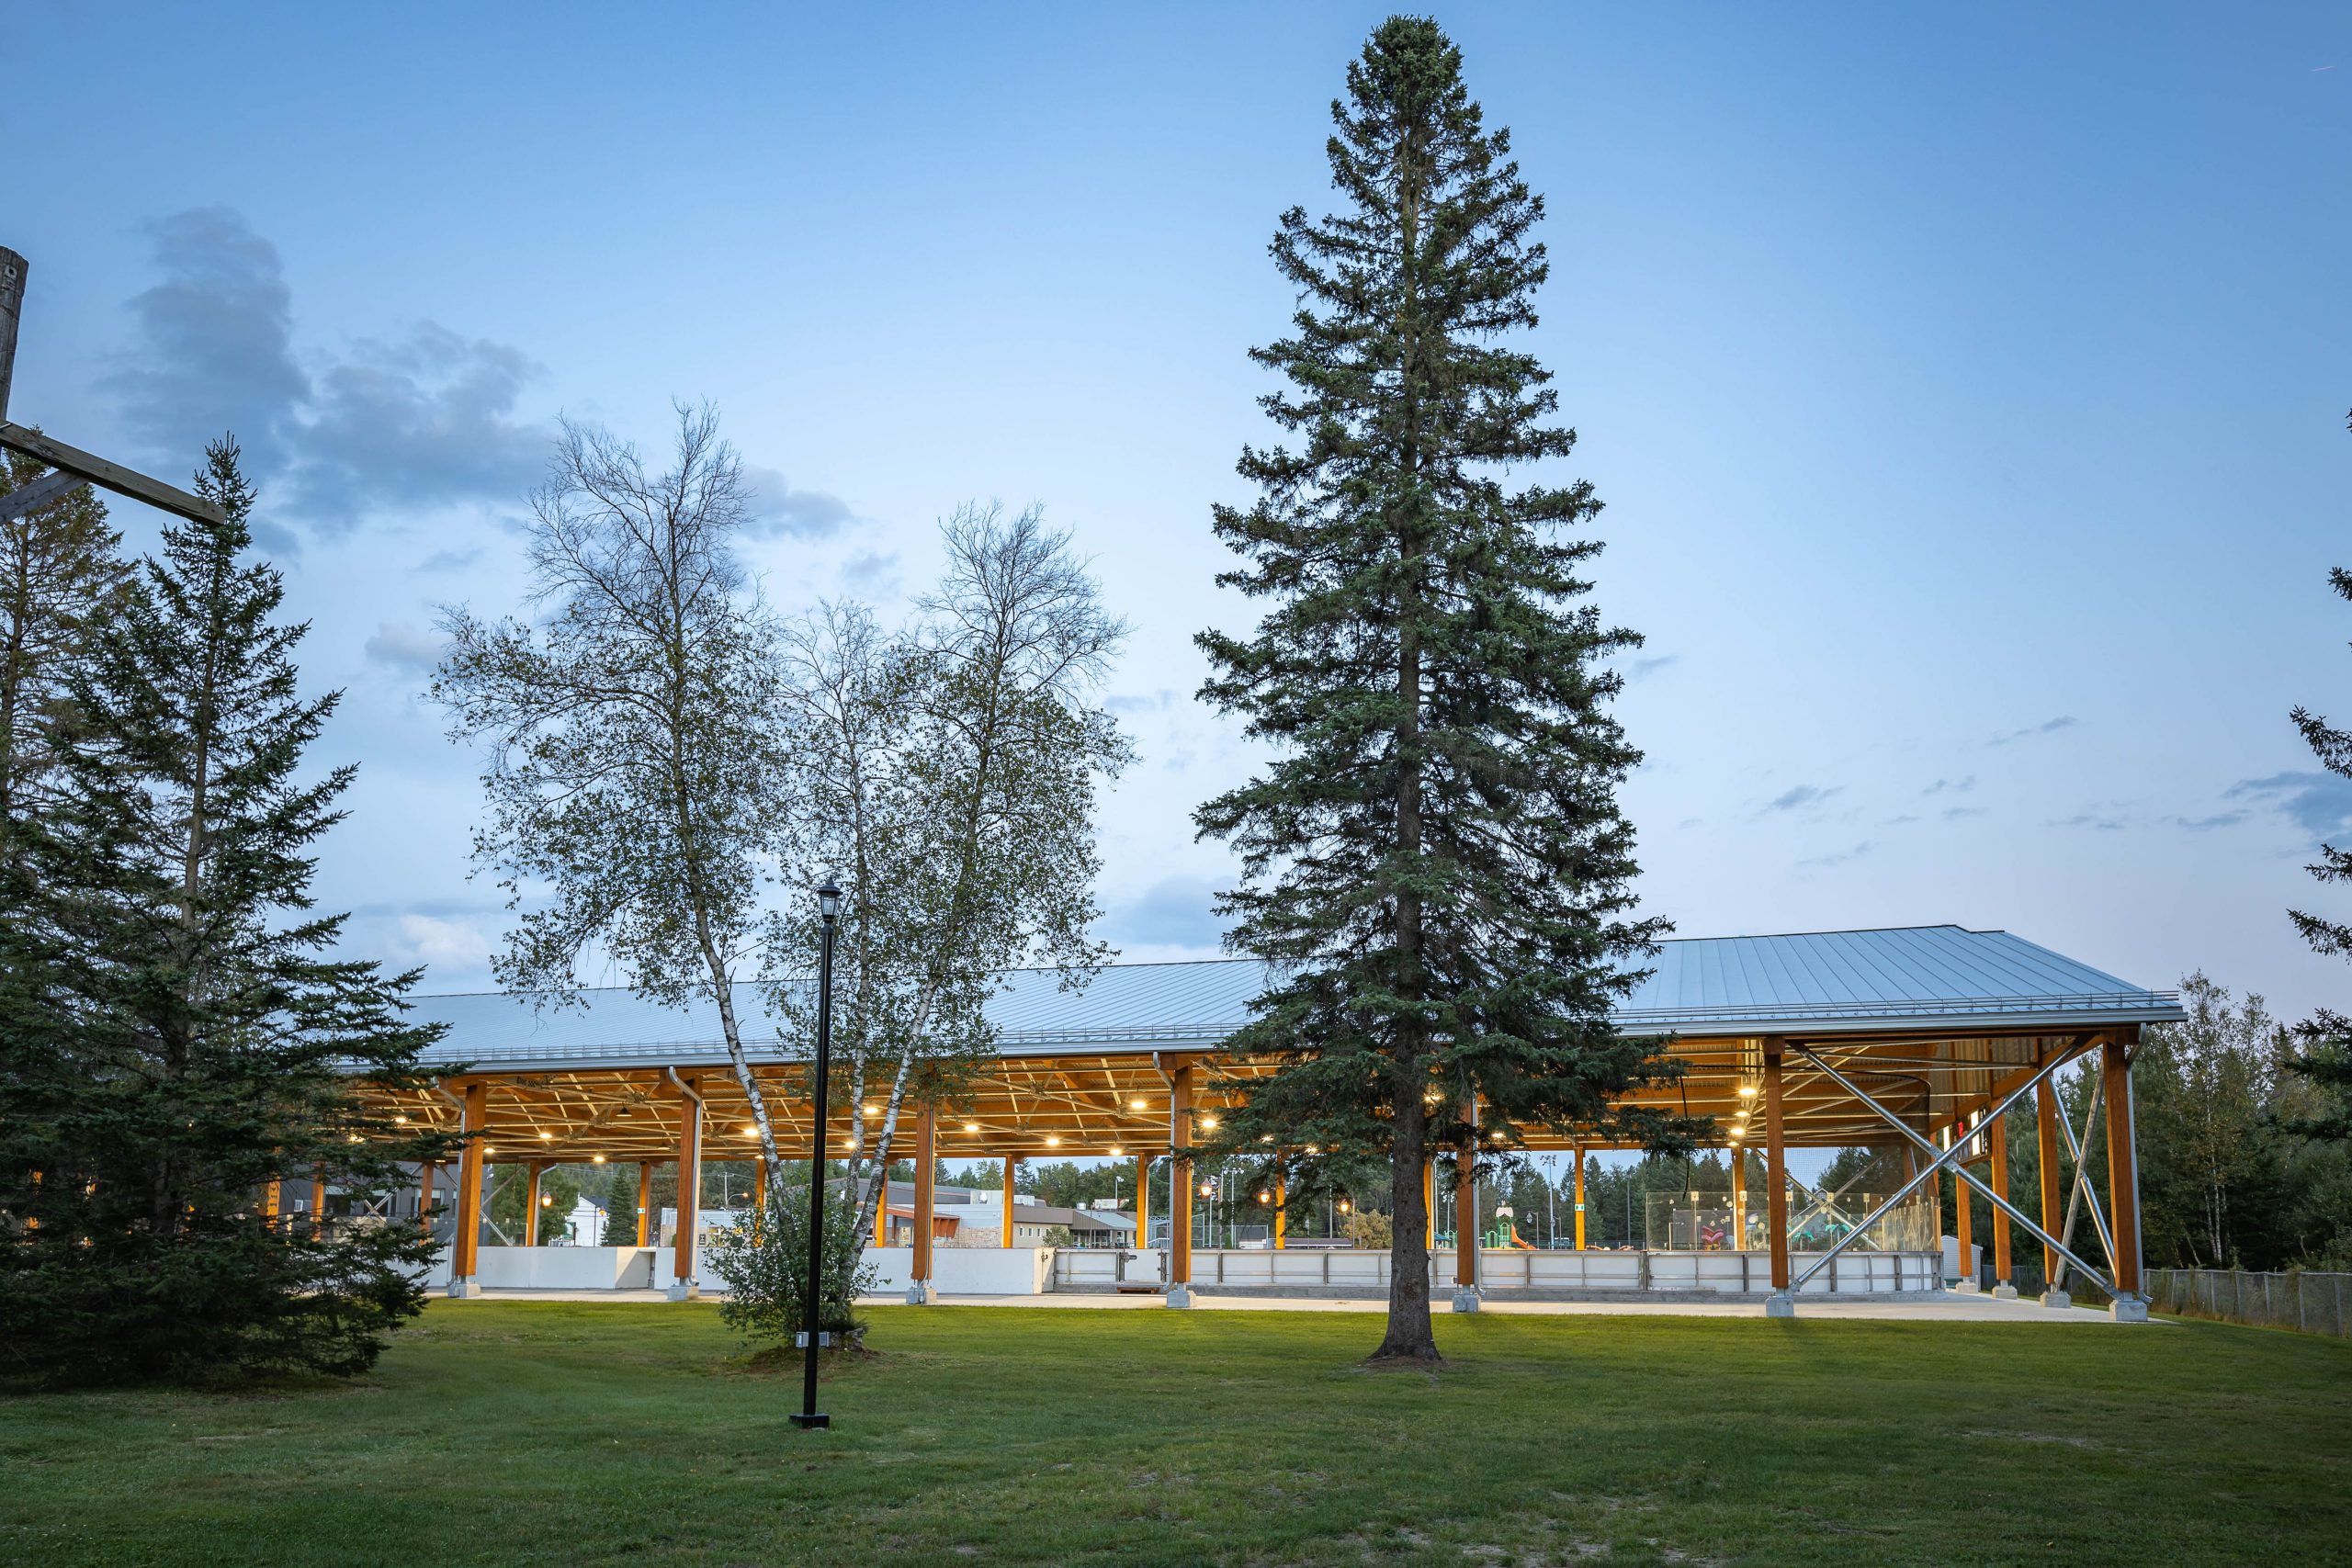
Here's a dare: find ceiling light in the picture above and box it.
[1202,1116,1219,1130]
[963,1122,980,1134]
[592,1155,606,1164]
[393,1114,408,1124]
[1738,1085,1758,1099]
[741,1125,759,1139]
[863,1104,878,1118]
[1046,1135,1062,1146]
[1129,1098,1148,1111]
[538,1131,554,1141]
[1107,1146,1122,1157]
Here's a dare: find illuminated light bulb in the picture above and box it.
[592,1155,606,1164]
[740,1126,760,1139]
[1200,1182,1215,1197]
[539,1193,552,1206]
[393,1114,409,1124]
[1046,1135,1062,1146]
[1258,1191,1272,1204]
[1129,1099,1148,1111]
[863,1105,879,1118]
[1202,1116,1220,1131]
[963,1122,980,1134]
[1107,1146,1122,1157]
[1306,1145,1319,1156]
[1738,1085,1758,1099]
[1261,1134,1275,1145]
[538,1131,554,1142]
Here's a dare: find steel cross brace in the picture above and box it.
[1787,1045,2120,1299]
[2052,1073,2117,1288]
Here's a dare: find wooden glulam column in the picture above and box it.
[1453,1143,1478,1292]
[2035,1075,2066,1301]
[908,1103,936,1303]
[670,1075,702,1300]
[2102,1030,2144,1304]
[1988,1111,2016,1295]
[1001,1155,1018,1248]
[1134,1151,1150,1250]
[635,1161,651,1248]
[450,1081,487,1296]
[1764,1039,1791,1301]
[1573,1146,1587,1250]
[1168,1062,1194,1304]
[417,1162,436,1235]
[1273,1171,1285,1249]
[1954,1114,1977,1291]
[523,1163,544,1247]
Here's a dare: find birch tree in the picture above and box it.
[433,404,799,1169]
[773,502,1132,1250]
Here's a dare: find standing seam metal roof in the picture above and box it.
[401,925,2182,1071]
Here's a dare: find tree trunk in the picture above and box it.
[1372,1080,1440,1361]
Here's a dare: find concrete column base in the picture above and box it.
[904,1281,935,1305]
[1954,1279,1980,1293]
[2109,1296,2149,1323]
[1164,1283,1194,1309]
[1450,1287,1482,1314]
[665,1280,699,1302]
[445,1277,480,1299]
[1764,1292,1797,1318]
[2038,1290,2073,1311]
[1990,1283,2018,1301]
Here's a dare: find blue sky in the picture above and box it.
[9,3,2350,1035]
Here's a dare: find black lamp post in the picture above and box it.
[792,879,843,1430]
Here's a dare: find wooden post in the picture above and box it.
[1170,1064,1194,1293]
[452,1081,487,1292]
[263,1179,281,1226]
[1454,1144,1477,1288]
[1002,1156,1018,1248]
[635,1161,651,1247]
[0,247,24,423]
[523,1163,544,1247]
[1573,1147,1587,1250]
[1731,1151,1747,1248]
[1273,1171,1285,1249]
[2102,1032,2143,1298]
[673,1077,701,1292]
[1135,1151,1150,1249]
[418,1163,436,1234]
[311,1169,328,1234]
[911,1104,936,1295]
[1954,1114,1976,1289]
[1765,1039,1790,1293]
[1988,1111,2014,1292]
[2036,1076,2065,1286]
[876,1173,891,1247]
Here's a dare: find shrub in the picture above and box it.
[706,1188,877,1347]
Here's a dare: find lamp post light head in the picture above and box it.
[817,881,843,921]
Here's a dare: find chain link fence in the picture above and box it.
[2145,1269,2352,1337]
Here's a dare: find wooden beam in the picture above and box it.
[2102,1033,2143,1296]
[673,1076,701,1288]
[1001,1155,1017,1248]
[912,1104,937,1288]
[1170,1063,1193,1287]
[1955,1114,1976,1284]
[0,421,226,525]
[453,1082,487,1285]
[636,1161,651,1248]
[1988,1111,2013,1288]
[2036,1077,2064,1285]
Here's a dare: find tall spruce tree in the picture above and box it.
[2283,546,2352,1143]
[1195,17,1694,1361]
[0,438,455,1385]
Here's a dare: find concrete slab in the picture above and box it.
[443,1287,2147,1324]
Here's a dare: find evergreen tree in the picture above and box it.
[1195,17,1694,1363]
[0,438,455,1385]
[2284,555,2352,1142]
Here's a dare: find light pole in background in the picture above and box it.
[792,880,843,1431]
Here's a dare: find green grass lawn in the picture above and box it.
[3,1303,2347,1567]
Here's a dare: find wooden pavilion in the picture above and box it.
[356,926,2182,1317]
